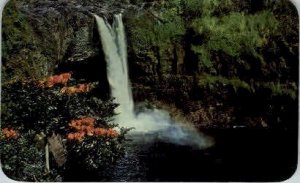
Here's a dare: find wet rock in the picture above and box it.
[11,0,132,65]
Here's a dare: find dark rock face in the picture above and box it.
[16,0,103,63]
[5,0,134,65]
[2,0,136,82]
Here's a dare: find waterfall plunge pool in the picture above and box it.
[64,127,297,182]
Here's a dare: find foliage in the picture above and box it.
[0,131,62,182]
[1,80,117,135]
[125,0,297,130]
[258,82,297,99]
[181,0,254,18]
[191,11,278,71]
[66,128,129,171]
[2,0,52,84]
[127,0,297,101]
[181,0,223,16]
[126,0,185,55]
[1,0,33,58]
[197,73,297,99]
[197,74,251,92]
[1,73,128,181]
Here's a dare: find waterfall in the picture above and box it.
[94,14,213,149]
[94,14,169,131]
[94,14,134,124]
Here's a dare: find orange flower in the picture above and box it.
[80,125,87,131]
[94,128,118,138]
[46,78,55,88]
[78,84,91,92]
[69,120,82,131]
[69,117,96,130]
[52,75,61,84]
[86,126,94,136]
[60,86,76,94]
[94,128,106,136]
[61,73,71,85]
[107,129,119,138]
[60,84,91,95]
[39,72,72,88]
[74,132,85,141]
[67,133,75,140]
[78,84,85,92]
[81,117,95,126]
[67,132,85,142]
[2,128,18,139]
[69,87,78,94]
[67,117,118,141]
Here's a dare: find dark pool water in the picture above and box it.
[65,128,297,182]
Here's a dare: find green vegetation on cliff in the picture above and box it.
[2,0,52,83]
[126,0,298,99]
[126,0,298,129]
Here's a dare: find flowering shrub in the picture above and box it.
[66,128,129,172]
[1,79,128,181]
[1,128,18,139]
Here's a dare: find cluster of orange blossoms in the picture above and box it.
[39,73,71,88]
[67,117,118,142]
[69,117,96,131]
[93,128,119,138]
[61,84,91,95]
[1,128,18,139]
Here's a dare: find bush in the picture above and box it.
[0,131,62,182]
[1,73,128,181]
[66,128,129,171]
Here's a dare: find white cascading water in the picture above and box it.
[94,14,213,148]
[94,14,134,122]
